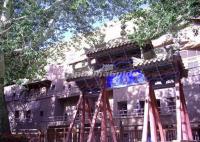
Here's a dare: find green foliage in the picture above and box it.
[0,0,136,84]
[1,0,51,84]
[126,0,200,45]
[1,0,199,85]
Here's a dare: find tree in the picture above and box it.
[126,0,200,45]
[0,0,138,84]
[1,0,199,134]
[0,0,137,134]
[0,54,9,134]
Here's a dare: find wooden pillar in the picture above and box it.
[175,79,193,141]
[142,85,150,142]
[0,53,10,134]
[80,94,85,142]
[149,84,166,141]
[149,103,158,142]
[179,80,193,140]
[100,90,107,142]
[85,98,96,141]
[176,82,182,140]
[105,93,118,142]
[142,83,165,142]
[85,99,92,124]
[184,109,193,140]
[66,94,83,142]
[181,103,189,140]
[87,77,117,142]
[54,129,56,142]
[149,86,158,142]
[63,128,65,142]
[119,121,124,142]
[44,130,48,142]
[87,92,103,142]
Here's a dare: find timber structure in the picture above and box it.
[65,37,193,142]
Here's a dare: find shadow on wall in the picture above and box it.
[182,74,200,122]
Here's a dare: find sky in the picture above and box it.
[61,3,149,42]
[61,18,111,41]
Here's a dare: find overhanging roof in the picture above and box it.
[86,37,140,57]
[66,54,187,81]
[23,80,52,89]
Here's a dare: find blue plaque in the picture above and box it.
[106,70,146,89]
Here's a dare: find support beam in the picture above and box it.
[176,84,182,140]
[105,93,118,142]
[87,92,103,142]
[142,83,166,142]
[85,98,92,124]
[179,80,193,140]
[85,98,96,141]
[175,80,193,141]
[149,84,166,141]
[66,94,83,142]
[181,102,189,140]
[0,53,10,134]
[184,108,193,140]
[119,121,124,142]
[147,83,158,142]
[80,94,85,142]
[142,85,150,142]
[149,104,157,142]
[87,77,117,142]
[100,90,107,142]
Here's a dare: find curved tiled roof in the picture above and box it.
[23,79,52,89]
[86,37,137,55]
[66,54,184,81]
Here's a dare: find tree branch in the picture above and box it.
[2,16,27,27]
[0,25,11,35]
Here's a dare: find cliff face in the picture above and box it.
[152,23,200,50]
